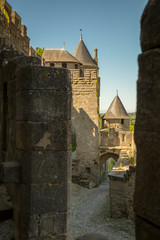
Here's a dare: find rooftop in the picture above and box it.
[103,92,130,120]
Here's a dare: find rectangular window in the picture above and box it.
[80,69,84,77]
[122,134,125,142]
[121,119,124,124]
[62,62,67,68]
[50,63,54,67]
[75,64,78,69]
[86,167,91,174]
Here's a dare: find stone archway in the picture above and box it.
[100,152,119,168]
[100,152,119,181]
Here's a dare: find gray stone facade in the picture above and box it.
[135,0,160,238]
[71,69,100,185]
[0,38,71,240]
[108,166,136,220]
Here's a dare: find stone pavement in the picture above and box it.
[70,178,135,240]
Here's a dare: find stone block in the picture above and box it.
[141,0,160,52]
[16,121,71,151]
[16,66,71,91]
[16,90,71,121]
[136,216,160,240]
[19,212,68,238]
[39,212,68,236]
[0,162,21,183]
[136,50,160,132]
[15,150,71,184]
[75,233,109,240]
[21,183,68,214]
[134,131,160,226]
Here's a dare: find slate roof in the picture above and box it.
[42,49,81,64]
[73,36,98,68]
[103,95,130,120]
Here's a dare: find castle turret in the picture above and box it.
[73,34,98,69]
[103,92,130,130]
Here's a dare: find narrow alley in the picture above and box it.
[70,178,135,240]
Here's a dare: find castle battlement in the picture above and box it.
[0,0,30,55]
[71,69,98,83]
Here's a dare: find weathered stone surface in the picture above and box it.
[16,121,71,151]
[16,66,71,91]
[109,166,135,220]
[0,39,71,240]
[141,0,160,52]
[135,0,160,237]
[0,162,21,183]
[15,151,71,184]
[134,131,160,226]
[16,90,71,121]
[20,182,68,214]
[71,69,100,185]
[136,50,160,132]
[75,233,109,240]
[136,216,160,240]
[0,5,30,56]
[20,212,68,238]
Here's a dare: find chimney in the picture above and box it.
[94,48,98,64]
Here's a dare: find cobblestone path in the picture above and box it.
[70,178,135,240]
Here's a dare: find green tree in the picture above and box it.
[36,47,44,57]
[130,125,134,132]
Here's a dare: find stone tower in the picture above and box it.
[42,35,100,186]
[102,92,130,131]
[71,35,100,186]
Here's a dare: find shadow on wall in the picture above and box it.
[72,107,100,184]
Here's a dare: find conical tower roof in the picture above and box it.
[103,93,130,120]
[73,34,98,68]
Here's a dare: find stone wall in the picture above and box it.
[134,0,160,238]
[108,166,136,220]
[45,62,81,70]
[0,0,30,55]
[0,38,71,240]
[103,119,130,131]
[100,128,133,147]
[71,69,100,185]
[29,46,41,58]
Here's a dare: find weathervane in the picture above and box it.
[80,29,82,40]
[116,89,118,96]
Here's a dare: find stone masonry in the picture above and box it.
[71,68,100,185]
[0,38,71,240]
[134,0,160,238]
[109,166,136,220]
[0,0,30,55]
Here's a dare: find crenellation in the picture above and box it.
[1,0,12,20]
[0,0,30,55]
[11,11,21,28]
[21,25,27,37]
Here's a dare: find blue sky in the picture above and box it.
[8,0,148,113]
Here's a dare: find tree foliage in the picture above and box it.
[36,47,44,56]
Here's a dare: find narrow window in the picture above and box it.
[121,119,124,124]
[86,167,91,174]
[62,62,67,68]
[50,63,54,67]
[80,69,84,77]
[122,134,125,142]
[75,64,78,69]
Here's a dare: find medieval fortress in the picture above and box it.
[0,0,138,239]
[42,36,101,186]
